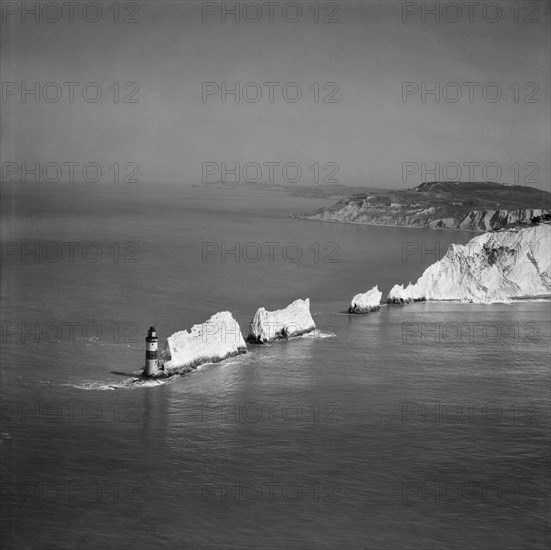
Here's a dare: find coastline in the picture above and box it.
[290,214,486,232]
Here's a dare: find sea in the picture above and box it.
[1,184,549,550]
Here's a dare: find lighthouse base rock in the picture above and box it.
[246,298,316,343]
[158,312,247,376]
[387,224,551,304]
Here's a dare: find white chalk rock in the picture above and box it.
[387,283,415,304]
[246,298,316,343]
[160,311,247,375]
[349,285,382,313]
[387,224,551,304]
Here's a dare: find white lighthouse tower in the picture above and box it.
[144,327,159,377]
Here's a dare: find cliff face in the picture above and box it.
[432,209,551,231]
[297,182,551,231]
[301,201,551,231]
[387,224,551,303]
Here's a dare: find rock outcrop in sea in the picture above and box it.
[246,298,316,343]
[387,224,551,304]
[157,312,247,376]
[349,285,382,313]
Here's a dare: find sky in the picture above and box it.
[1,0,550,190]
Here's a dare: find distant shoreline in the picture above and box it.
[290,214,485,232]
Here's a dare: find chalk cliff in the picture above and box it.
[246,298,316,343]
[349,285,382,313]
[387,224,551,303]
[429,209,551,231]
[296,182,551,231]
[158,312,247,376]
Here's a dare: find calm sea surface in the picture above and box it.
[1,184,549,549]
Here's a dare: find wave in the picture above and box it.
[63,377,176,391]
[300,329,336,339]
[67,328,333,391]
[65,360,228,391]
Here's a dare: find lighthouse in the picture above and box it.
[144,327,159,377]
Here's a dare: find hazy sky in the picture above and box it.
[1,1,549,189]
